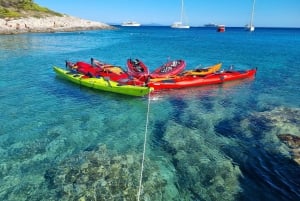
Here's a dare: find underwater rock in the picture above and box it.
[7,139,49,161]
[278,134,300,149]
[244,107,300,164]
[250,107,300,135]
[44,144,169,200]
[278,134,300,165]
[163,121,242,201]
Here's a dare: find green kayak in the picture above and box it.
[53,66,152,97]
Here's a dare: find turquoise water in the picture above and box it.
[1,27,300,200]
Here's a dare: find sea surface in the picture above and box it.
[0,26,300,201]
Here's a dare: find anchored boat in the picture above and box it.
[121,21,141,27]
[171,0,190,28]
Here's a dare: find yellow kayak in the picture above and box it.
[53,66,153,97]
[183,63,222,76]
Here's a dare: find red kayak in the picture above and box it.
[150,59,186,78]
[147,68,257,90]
[127,59,186,81]
[66,60,144,86]
[127,58,150,80]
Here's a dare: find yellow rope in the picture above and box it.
[137,92,151,201]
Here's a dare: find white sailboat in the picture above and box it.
[171,0,190,29]
[245,0,255,31]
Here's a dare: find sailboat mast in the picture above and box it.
[180,0,184,23]
[250,0,255,26]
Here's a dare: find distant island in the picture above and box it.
[0,0,114,34]
[204,23,217,27]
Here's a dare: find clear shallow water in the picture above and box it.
[0,27,300,200]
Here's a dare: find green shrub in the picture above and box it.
[0,6,20,18]
[0,0,62,18]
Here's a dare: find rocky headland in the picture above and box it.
[0,15,114,34]
[0,0,114,34]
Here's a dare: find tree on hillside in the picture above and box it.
[0,0,61,18]
[0,0,35,9]
[0,0,32,7]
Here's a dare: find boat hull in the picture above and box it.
[127,59,150,80]
[171,23,190,29]
[217,25,225,32]
[150,60,186,78]
[245,25,255,32]
[121,22,141,26]
[53,66,152,97]
[147,68,257,90]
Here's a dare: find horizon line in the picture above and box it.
[109,24,300,29]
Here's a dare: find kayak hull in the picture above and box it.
[127,58,150,80]
[150,59,186,78]
[127,59,187,81]
[68,61,145,86]
[53,66,152,97]
[149,63,222,82]
[183,63,222,76]
[147,68,257,90]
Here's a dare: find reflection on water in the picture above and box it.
[150,77,256,101]
[0,35,34,50]
[0,35,34,59]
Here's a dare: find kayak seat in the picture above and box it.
[162,79,176,83]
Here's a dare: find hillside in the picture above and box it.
[0,0,62,18]
[0,0,113,34]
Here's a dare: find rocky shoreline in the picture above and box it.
[0,15,115,34]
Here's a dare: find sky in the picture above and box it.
[35,0,300,28]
